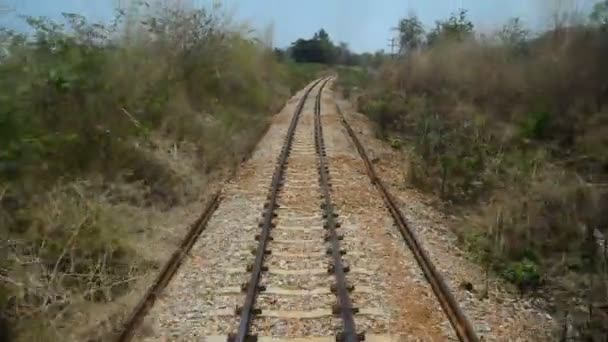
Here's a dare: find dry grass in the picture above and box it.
[0,132,217,340]
[3,182,142,340]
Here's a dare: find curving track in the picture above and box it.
[118,78,479,342]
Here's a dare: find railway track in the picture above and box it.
[117,78,479,342]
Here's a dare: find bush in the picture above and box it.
[1,183,146,340]
[0,6,312,186]
[502,258,541,291]
[362,94,493,202]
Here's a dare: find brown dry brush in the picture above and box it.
[358,9,608,339]
[0,2,313,341]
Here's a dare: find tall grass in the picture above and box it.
[0,2,317,340]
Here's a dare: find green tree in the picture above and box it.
[314,28,330,41]
[498,17,529,54]
[394,14,425,54]
[427,9,474,46]
[590,0,608,27]
[290,28,337,64]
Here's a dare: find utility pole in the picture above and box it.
[388,38,397,58]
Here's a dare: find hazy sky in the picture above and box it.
[0,0,599,52]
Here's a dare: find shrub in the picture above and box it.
[519,111,551,140]
[1,183,146,339]
[502,258,541,291]
[0,5,312,186]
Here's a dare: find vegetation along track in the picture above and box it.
[334,104,478,342]
[117,78,479,341]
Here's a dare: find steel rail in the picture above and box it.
[314,79,359,342]
[335,97,479,342]
[116,192,222,342]
[233,78,325,342]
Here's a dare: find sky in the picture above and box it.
[0,0,600,52]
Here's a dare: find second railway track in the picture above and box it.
[122,78,479,342]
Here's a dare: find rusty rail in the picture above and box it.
[116,192,221,342]
[335,96,479,342]
[314,79,359,342]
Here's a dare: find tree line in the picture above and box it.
[276,28,386,67]
[394,3,608,55]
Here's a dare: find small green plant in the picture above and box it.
[389,136,402,149]
[520,111,551,140]
[502,258,541,290]
[462,230,492,263]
